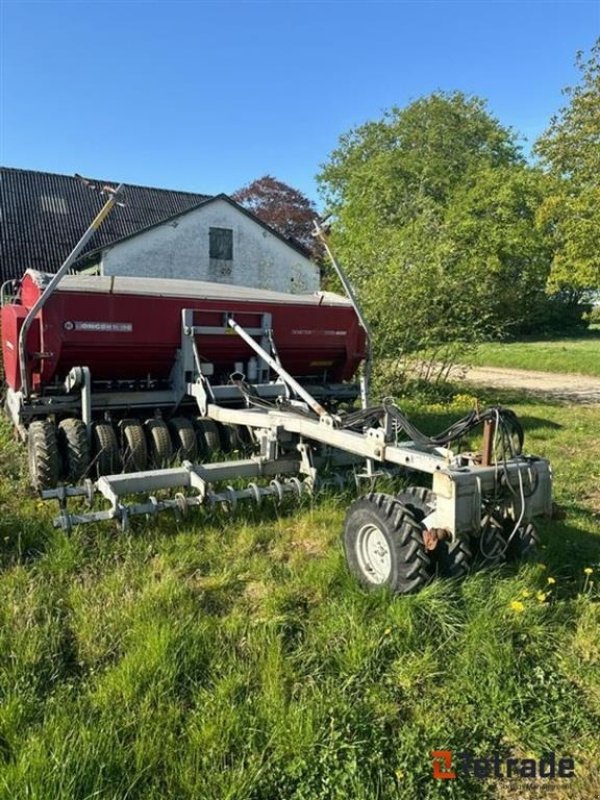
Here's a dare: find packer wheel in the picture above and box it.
[120,419,148,472]
[28,420,60,491]
[92,422,121,477]
[169,417,198,462]
[57,418,90,482]
[343,492,431,594]
[194,417,221,457]
[219,423,245,453]
[396,485,472,580]
[145,418,173,468]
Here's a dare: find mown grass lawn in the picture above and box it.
[471,334,600,377]
[0,393,599,800]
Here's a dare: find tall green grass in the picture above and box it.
[0,396,599,799]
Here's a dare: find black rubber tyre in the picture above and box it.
[396,486,472,580]
[219,423,244,453]
[473,512,508,567]
[57,418,90,482]
[194,417,221,457]
[436,536,473,579]
[27,420,60,491]
[504,521,540,562]
[92,422,121,477]
[168,417,198,462]
[145,418,173,468]
[343,492,431,594]
[120,419,148,472]
[237,425,253,448]
[396,486,435,520]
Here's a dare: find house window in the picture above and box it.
[209,227,233,260]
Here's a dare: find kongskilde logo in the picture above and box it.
[431,750,575,780]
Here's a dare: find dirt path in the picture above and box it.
[452,365,600,404]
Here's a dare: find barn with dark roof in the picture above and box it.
[1,167,210,283]
[1,167,319,294]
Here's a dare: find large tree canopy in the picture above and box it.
[232,175,321,260]
[534,40,600,302]
[318,91,523,227]
[316,92,552,365]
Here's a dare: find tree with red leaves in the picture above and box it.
[232,175,322,261]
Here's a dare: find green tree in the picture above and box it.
[319,91,523,229]
[534,40,600,304]
[444,166,552,332]
[317,93,550,379]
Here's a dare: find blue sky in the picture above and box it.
[1,1,598,205]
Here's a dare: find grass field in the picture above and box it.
[1,393,599,799]
[471,335,600,377]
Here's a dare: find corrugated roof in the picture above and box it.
[0,167,211,283]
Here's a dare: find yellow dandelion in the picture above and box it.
[384,627,392,636]
[510,600,525,613]
[584,568,593,576]
[536,591,547,603]
[521,589,531,598]
[547,577,556,585]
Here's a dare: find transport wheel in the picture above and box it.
[194,417,221,457]
[396,486,472,580]
[343,492,431,594]
[395,486,435,519]
[27,420,60,491]
[168,417,198,463]
[145,418,173,468]
[120,419,148,472]
[57,418,90,482]
[503,521,540,562]
[92,422,121,477]
[474,512,508,567]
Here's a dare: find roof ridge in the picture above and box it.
[0,165,211,198]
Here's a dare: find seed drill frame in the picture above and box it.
[5,181,553,590]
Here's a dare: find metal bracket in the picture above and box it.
[227,316,329,418]
[297,441,317,487]
[64,366,92,442]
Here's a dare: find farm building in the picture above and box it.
[79,194,320,294]
[0,167,320,294]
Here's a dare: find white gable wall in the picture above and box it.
[99,198,320,294]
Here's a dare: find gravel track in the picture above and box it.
[454,365,600,404]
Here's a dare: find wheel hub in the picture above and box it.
[356,523,392,584]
